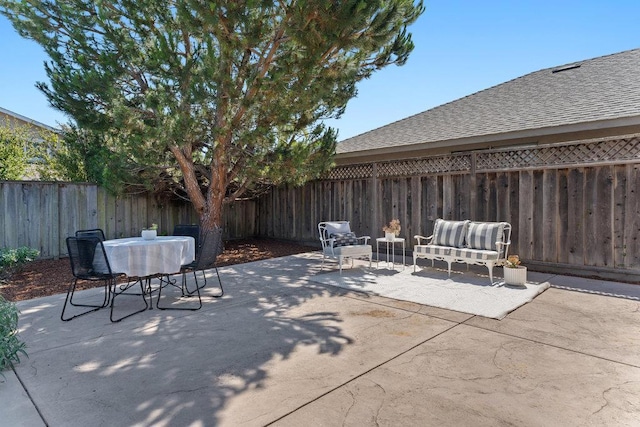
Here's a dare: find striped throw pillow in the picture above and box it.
[432,219,469,248]
[466,222,506,251]
[331,232,358,247]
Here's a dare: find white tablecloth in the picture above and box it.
[94,236,195,277]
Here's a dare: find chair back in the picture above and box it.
[194,226,224,270]
[75,228,106,241]
[318,221,352,250]
[173,224,200,248]
[66,236,112,278]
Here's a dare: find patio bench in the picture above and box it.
[413,219,512,284]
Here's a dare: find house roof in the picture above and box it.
[336,48,640,157]
[0,106,61,133]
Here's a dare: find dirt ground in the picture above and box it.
[0,238,317,302]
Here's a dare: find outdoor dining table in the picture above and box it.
[94,235,196,309]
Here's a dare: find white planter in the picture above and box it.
[141,229,157,240]
[503,266,527,286]
[385,232,396,241]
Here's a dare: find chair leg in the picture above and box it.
[61,278,108,321]
[157,273,202,311]
[487,262,495,285]
[184,268,223,298]
[110,279,149,322]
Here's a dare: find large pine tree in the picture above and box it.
[1,0,424,233]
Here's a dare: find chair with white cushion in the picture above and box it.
[318,221,372,274]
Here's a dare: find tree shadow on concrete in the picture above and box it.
[15,254,362,426]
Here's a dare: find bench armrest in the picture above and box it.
[414,234,434,245]
[357,235,371,244]
[496,240,511,257]
[320,236,335,248]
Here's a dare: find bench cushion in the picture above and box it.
[415,244,452,257]
[451,247,500,261]
[330,244,372,256]
[432,219,469,248]
[466,222,505,251]
[331,232,358,247]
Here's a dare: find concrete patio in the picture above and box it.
[2,252,640,426]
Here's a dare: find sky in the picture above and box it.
[1,1,639,141]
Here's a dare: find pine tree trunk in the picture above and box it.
[200,154,227,235]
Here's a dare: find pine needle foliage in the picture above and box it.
[1,0,424,231]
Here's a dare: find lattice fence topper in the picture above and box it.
[322,134,640,180]
[476,135,640,171]
[324,154,471,180]
[325,163,374,180]
[377,155,471,177]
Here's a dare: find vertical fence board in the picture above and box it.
[517,171,534,260]
[508,172,520,255]
[423,176,438,233]
[496,172,509,223]
[613,165,627,268]
[583,167,597,266]
[532,171,544,259]
[566,168,585,265]
[542,170,558,263]
[476,173,489,221]
[410,176,422,240]
[442,175,453,219]
[624,164,640,268]
[598,167,614,267]
[557,170,570,264]
[488,173,498,221]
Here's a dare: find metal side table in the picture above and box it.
[376,237,405,270]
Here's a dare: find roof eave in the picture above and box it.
[0,106,62,134]
[335,115,640,161]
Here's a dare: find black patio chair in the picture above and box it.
[158,227,224,309]
[62,236,120,321]
[156,224,203,310]
[187,226,224,295]
[75,228,107,241]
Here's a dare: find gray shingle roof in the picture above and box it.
[337,48,640,154]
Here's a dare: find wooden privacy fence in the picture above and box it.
[257,134,640,280]
[0,181,256,259]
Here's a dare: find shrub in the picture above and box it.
[0,247,40,279]
[0,295,27,375]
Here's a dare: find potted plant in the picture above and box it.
[383,219,401,241]
[141,223,158,240]
[503,254,527,286]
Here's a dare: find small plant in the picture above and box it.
[383,219,401,236]
[0,295,27,376]
[0,247,40,279]
[144,223,158,231]
[505,255,522,268]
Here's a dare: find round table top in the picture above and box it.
[376,237,405,242]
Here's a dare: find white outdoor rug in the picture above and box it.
[308,267,550,319]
